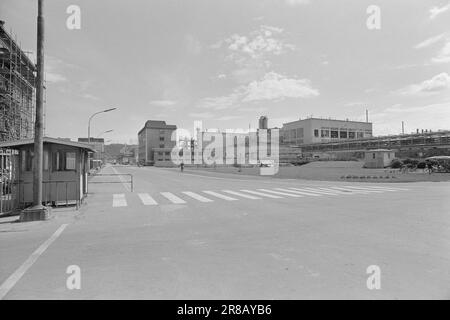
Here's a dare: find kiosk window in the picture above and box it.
[66,152,76,170]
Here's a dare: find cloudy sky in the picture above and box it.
[1,0,449,143]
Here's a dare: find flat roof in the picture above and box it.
[0,137,96,152]
[283,118,372,126]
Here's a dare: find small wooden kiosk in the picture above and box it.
[0,137,95,209]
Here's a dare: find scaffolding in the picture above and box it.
[0,20,36,142]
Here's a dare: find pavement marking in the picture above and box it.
[328,186,380,194]
[110,166,131,192]
[240,189,284,199]
[258,189,303,197]
[160,192,186,204]
[314,187,359,194]
[182,191,214,203]
[350,185,408,191]
[0,223,69,300]
[113,193,127,207]
[203,191,238,201]
[274,188,322,197]
[294,187,341,196]
[222,190,262,200]
[138,193,158,205]
[341,186,392,192]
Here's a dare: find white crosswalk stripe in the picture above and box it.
[112,183,409,208]
[160,192,186,204]
[112,194,127,207]
[274,188,322,197]
[138,193,158,205]
[328,186,380,194]
[182,191,213,203]
[203,191,238,201]
[350,185,408,191]
[240,189,283,199]
[341,186,391,192]
[295,187,341,195]
[313,187,356,194]
[258,189,303,197]
[222,190,262,200]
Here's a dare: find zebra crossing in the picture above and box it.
[111,185,410,208]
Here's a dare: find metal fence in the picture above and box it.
[89,173,134,192]
[0,149,19,215]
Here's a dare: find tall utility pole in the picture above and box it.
[33,0,45,207]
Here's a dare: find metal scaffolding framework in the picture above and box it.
[0,21,36,142]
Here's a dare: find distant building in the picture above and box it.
[281,117,373,145]
[77,137,105,169]
[138,120,177,165]
[118,145,138,165]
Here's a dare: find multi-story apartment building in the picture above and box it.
[281,117,373,145]
[138,120,177,165]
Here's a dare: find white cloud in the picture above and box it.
[197,72,319,110]
[432,40,450,63]
[242,72,319,102]
[285,0,310,6]
[44,55,78,84]
[414,33,446,49]
[429,2,450,19]
[215,25,295,84]
[45,72,67,83]
[220,25,294,65]
[397,72,450,96]
[149,100,178,107]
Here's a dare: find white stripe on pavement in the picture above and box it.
[314,187,359,194]
[274,188,322,197]
[182,191,213,203]
[222,190,262,200]
[257,189,303,197]
[113,194,127,207]
[203,191,238,201]
[328,186,380,194]
[296,188,341,195]
[240,189,283,199]
[0,224,69,300]
[160,192,186,204]
[138,193,158,205]
[350,185,408,191]
[341,186,392,192]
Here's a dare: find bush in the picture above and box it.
[403,158,419,167]
[291,160,309,166]
[417,162,426,169]
[391,159,403,169]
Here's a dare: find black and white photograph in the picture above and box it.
[0,0,449,305]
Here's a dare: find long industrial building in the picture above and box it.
[0,21,36,142]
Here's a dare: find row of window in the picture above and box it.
[314,129,367,139]
[22,150,77,172]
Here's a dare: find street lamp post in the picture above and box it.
[97,129,114,138]
[88,108,116,144]
[86,108,116,171]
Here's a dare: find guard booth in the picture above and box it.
[0,137,95,214]
[364,149,396,168]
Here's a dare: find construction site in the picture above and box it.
[0,20,36,142]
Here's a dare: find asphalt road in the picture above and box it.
[1,165,449,299]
